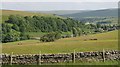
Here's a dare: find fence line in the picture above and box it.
[1,50,120,65]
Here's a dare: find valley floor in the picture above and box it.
[2,30,118,54]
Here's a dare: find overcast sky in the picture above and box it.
[2,0,119,2]
[2,2,118,11]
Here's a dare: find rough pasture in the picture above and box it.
[2,30,118,54]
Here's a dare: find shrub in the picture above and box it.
[40,32,61,42]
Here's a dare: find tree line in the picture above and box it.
[2,15,118,43]
[2,15,87,43]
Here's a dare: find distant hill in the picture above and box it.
[29,8,118,24]
[62,8,118,19]
[29,10,89,15]
[1,10,56,16]
[60,8,118,24]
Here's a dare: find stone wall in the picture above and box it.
[1,50,120,65]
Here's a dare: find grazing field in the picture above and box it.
[2,30,118,54]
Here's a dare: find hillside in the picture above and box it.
[2,10,93,43]
[62,8,118,24]
[2,30,118,54]
[2,9,119,43]
[1,10,57,16]
[1,10,62,23]
[62,8,118,18]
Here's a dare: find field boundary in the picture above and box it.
[1,50,120,65]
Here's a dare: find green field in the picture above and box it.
[2,30,118,54]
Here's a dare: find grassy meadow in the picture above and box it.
[2,30,118,54]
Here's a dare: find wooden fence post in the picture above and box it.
[103,49,105,62]
[73,50,75,63]
[39,51,41,65]
[10,52,13,65]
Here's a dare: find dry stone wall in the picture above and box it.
[1,50,120,65]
